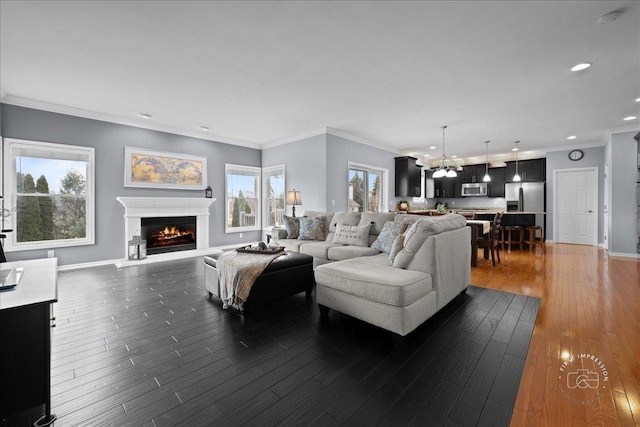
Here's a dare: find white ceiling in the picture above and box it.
[1,1,639,165]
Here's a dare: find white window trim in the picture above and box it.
[261,164,286,231]
[3,138,96,251]
[347,161,389,213]
[225,163,261,233]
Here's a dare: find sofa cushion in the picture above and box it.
[315,257,432,306]
[298,216,327,240]
[303,211,334,235]
[300,241,341,259]
[277,238,308,253]
[371,220,407,253]
[359,212,396,235]
[332,223,371,247]
[388,232,406,263]
[327,245,381,261]
[328,212,362,233]
[283,215,302,239]
[393,214,466,269]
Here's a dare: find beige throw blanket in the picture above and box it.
[217,251,282,309]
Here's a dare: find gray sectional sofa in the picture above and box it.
[273,211,471,344]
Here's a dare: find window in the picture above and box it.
[262,164,285,228]
[225,164,261,232]
[3,138,95,251]
[348,162,388,213]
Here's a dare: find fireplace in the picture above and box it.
[117,197,215,264]
[141,216,197,255]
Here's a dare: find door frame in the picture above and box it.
[553,167,598,246]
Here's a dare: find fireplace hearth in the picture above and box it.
[141,216,197,255]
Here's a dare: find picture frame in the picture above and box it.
[124,147,207,190]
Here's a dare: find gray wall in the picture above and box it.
[0,104,262,265]
[609,130,638,255]
[326,134,397,212]
[262,133,398,214]
[262,134,327,214]
[546,145,605,244]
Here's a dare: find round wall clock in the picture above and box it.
[568,149,584,161]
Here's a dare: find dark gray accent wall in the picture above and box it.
[262,134,327,213]
[0,104,262,265]
[326,134,396,212]
[609,131,638,254]
[546,145,605,244]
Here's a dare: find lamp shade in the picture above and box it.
[286,189,302,205]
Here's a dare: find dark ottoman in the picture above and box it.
[203,251,314,309]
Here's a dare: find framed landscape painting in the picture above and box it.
[124,147,207,190]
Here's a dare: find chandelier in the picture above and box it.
[432,125,457,178]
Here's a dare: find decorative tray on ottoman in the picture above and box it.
[236,245,285,254]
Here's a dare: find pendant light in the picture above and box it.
[482,140,491,182]
[512,141,521,182]
[433,125,457,178]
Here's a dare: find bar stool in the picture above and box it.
[525,225,544,251]
[502,225,523,252]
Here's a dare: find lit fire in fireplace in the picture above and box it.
[147,225,195,248]
[155,226,192,241]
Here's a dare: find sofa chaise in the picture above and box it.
[273,211,471,344]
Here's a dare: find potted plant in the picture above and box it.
[398,199,409,211]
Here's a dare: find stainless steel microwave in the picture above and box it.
[461,182,487,196]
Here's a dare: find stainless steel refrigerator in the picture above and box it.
[505,182,545,227]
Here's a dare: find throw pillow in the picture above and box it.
[298,216,326,240]
[332,223,371,247]
[388,233,406,263]
[284,215,301,239]
[371,220,407,253]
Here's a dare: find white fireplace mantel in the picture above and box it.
[116,197,215,262]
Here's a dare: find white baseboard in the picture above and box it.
[607,251,640,259]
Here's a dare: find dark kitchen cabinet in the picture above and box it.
[463,164,487,183]
[395,156,422,197]
[434,173,462,198]
[487,167,506,197]
[506,158,546,182]
[1,259,58,426]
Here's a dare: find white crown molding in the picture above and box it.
[0,95,261,149]
[261,128,328,149]
[261,126,401,154]
[325,127,401,154]
[543,140,607,153]
[608,124,640,135]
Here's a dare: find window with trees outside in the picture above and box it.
[225,164,261,232]
[348,162,388,213]
[262,164,285,229]
[3,139,95,251]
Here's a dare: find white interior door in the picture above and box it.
[554,168,598,245]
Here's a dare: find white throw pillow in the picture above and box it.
[332,223,371,247]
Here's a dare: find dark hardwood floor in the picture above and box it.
[40,257,539,426]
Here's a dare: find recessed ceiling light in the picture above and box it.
[139,113,152,119]
[200,126,209,131]
[571,62,592,72]
[430,146,437,150]
[635,97,640,102]
[567,135,577,140]
[423,154,430,158]
[512,147,520,152]
[623,116,637,121]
